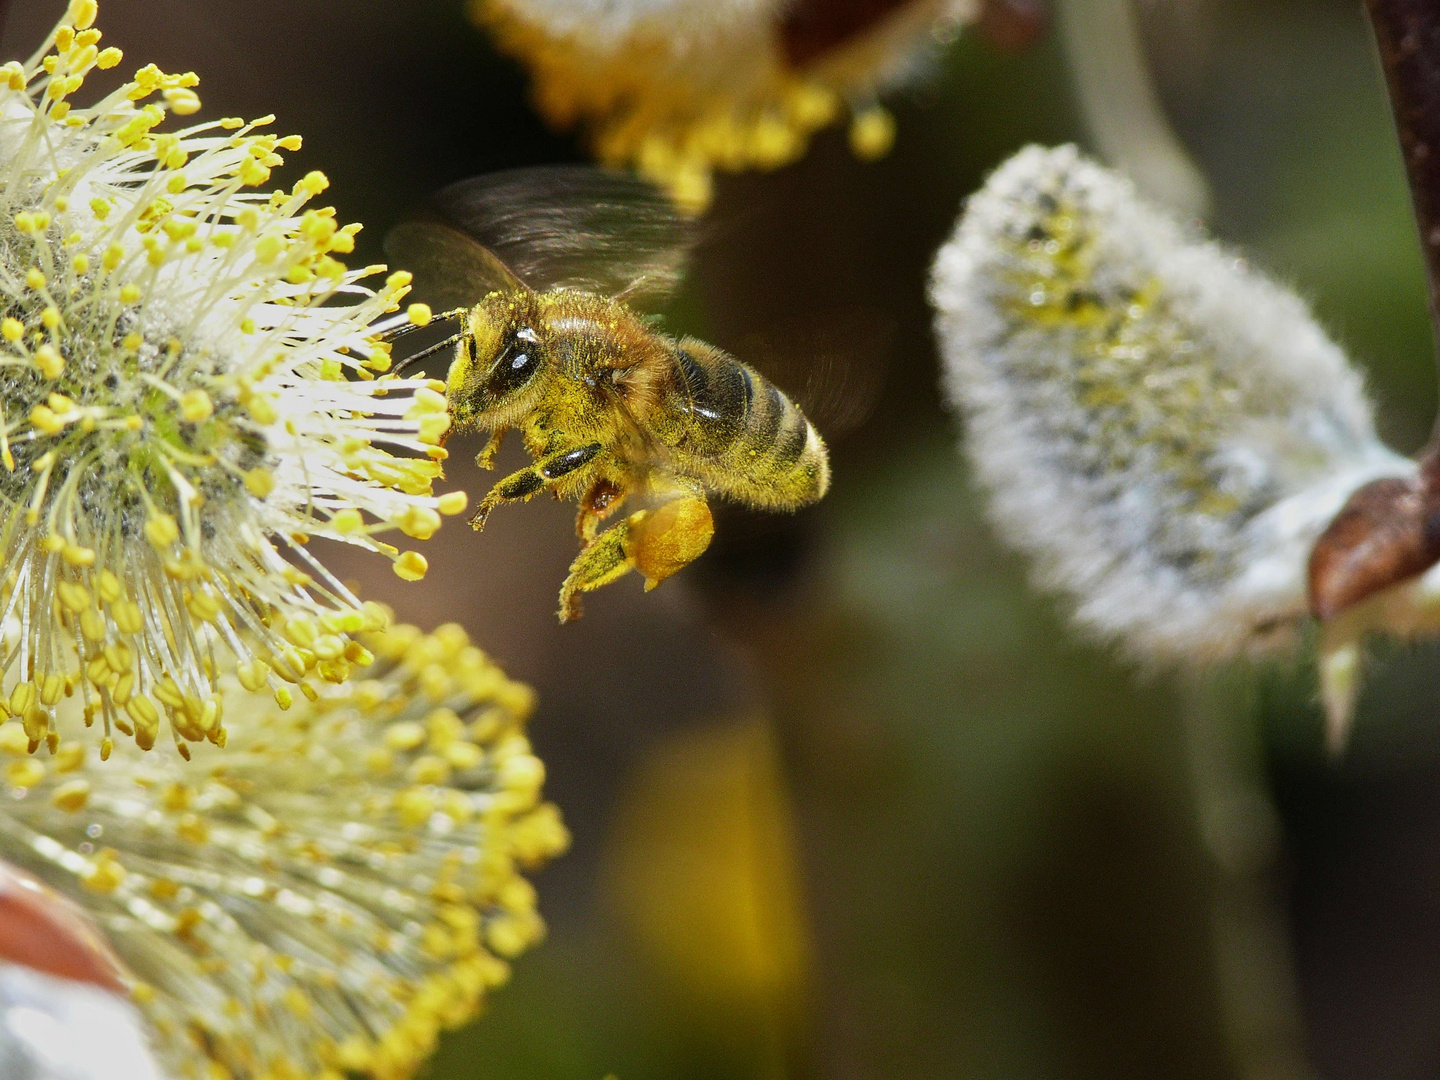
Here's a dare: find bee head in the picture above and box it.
[448,292,546,429]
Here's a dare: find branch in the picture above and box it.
[1306,1,1440,619]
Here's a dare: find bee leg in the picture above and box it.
[469,442,603,531]
[576,477,629,541]
[474,427,507,470]
[557,496,714,622]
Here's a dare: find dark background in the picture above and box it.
[7,1,1440,1077]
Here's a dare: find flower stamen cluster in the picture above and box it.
[0,1,466,758]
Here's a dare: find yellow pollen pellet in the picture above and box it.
[1,318,21,342]
[179,388,213,422]
[394,551,428,581]
[50,779,90,812]
[144,514,179,548]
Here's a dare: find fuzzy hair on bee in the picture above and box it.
[930,144,1411,663]
[388,167,830,620]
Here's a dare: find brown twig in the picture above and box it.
[1307,1,1440,618]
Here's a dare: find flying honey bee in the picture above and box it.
[385,167,831,621]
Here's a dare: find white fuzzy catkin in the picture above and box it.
[930,144,1410,662]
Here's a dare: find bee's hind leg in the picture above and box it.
[469,442,602,530]
[576,477,630,541]
[557,495,714,622]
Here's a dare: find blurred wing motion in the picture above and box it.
[383,219,523,312]
[734,306,894,436]
[426,165,698,305]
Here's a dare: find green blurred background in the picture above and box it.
[7,1,1440,1077]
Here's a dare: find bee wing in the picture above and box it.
[733,306,894,437]
[427,166,697,307]
[383,219,524,312]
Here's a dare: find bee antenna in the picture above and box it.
[393,332,463,375]
[374,306,468,342]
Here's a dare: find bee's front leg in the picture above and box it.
[557,495,713,621]
[469,442,602,531]
[474,427,507,470]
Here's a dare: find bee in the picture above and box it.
[385,167,831,621]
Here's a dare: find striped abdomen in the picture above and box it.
[660,338,829,509]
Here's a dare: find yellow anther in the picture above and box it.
[96,571,122,603]
[62,544,95,567]
[51,779,90,812]
[163,87,200,115]
[385,270,413,291]
[25,268,45,290]
[119,282,141,303]
[398,505,441,540]
[330,508,363,534]
[1,318,22,342]
[407,303,433,327]
[28,405,63,435]
[79,608,106,642]
[2,62,24,91]
[68,0,98,30]
[246,394,277,425]
[283,616,318,649]
[7,759,44,789]
[849,105,896,161]
[71,253,89,274]
[299,170,329,195]
[33,346,63,379]
[394,551,428,581]
[39,306,59,330]
[54,742,85,773]
[121,331,141,352]
[185,590,220,623]
[95,46,121,69]
[242,467,274,498]
[144,514,179,548]
[179,388,213,422]
[437,491,468,516]
[38,674,64,706]
[81,850,125,893]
